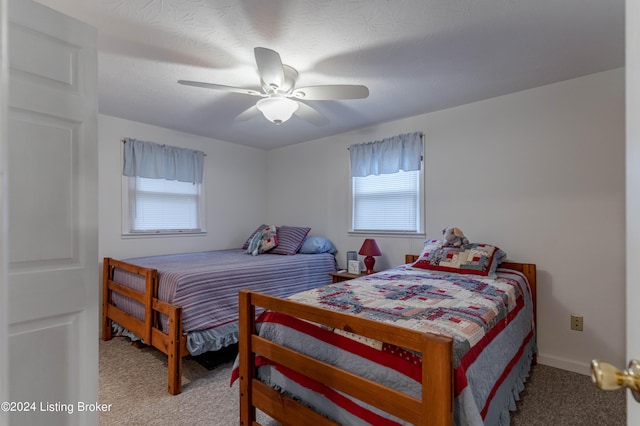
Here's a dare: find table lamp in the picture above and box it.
[359,238,381,275]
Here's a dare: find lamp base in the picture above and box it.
[364,256,375,275]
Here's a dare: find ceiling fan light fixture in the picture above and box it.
[256,96,298,125]
[179,47,369,126]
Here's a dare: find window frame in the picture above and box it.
[349,166,425,237]
[121,175,207,238]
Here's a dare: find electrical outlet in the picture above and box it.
[570,314,584,331]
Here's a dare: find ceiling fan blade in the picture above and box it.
[254,47,285,91]
[294,101,329,126]
[178,80,262,96]
[292,84,369,100]
[234,105,261,122]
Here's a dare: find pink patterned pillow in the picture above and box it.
[260,226,278,252]
[242,224,267,249]
[246,225,278,256]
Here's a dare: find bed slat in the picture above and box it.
[252,379,339,426]
[252,334,425,423]
[106,279,146,304]
[105,304,147,340]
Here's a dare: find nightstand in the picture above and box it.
[329,271,366,283]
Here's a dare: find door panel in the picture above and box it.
[9,315,79,425]
[7,1,98,425]
[9,112,78,267]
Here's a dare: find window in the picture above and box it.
[121,137,206,236]
[351,169,423,234]
[349,131,424,235]
[125,176,204,234]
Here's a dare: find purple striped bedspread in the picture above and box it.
[110,249,337,354]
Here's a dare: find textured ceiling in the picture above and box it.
[35,0,624,150]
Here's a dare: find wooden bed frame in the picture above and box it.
[237,256,537,426]
[101,257,189,395]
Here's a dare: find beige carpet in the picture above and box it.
[99,337,625,425]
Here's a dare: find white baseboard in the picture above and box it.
[537,353,591,376]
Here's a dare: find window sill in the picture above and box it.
[121,230,207,239]
[348,230,426,239]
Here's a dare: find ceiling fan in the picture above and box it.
[178,47,369,125]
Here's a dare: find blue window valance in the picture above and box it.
[122,137,205,184]
[349,132,423,177]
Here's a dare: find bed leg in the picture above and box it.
[238,290,256,425]
[102,258,113,341]
[167,306,183,395]
[422,336,454,426]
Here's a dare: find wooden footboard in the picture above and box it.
[238,290,455,426]
[102,257,189,395]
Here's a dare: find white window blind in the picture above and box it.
[128,176,202,233]
[352,169,420,232]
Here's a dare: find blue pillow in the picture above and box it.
[298,236,337,254]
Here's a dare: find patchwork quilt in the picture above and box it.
[232,265,535,425]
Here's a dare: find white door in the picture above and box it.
[629,0,640,423]
[5,1,98,425]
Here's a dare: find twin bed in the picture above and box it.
[101,246,337,395]
[102,235,536,425]
[234,251,536,425]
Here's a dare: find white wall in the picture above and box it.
[267,68,626,375]
[98,114,268,261]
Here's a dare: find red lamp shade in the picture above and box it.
[358,239,381,274]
